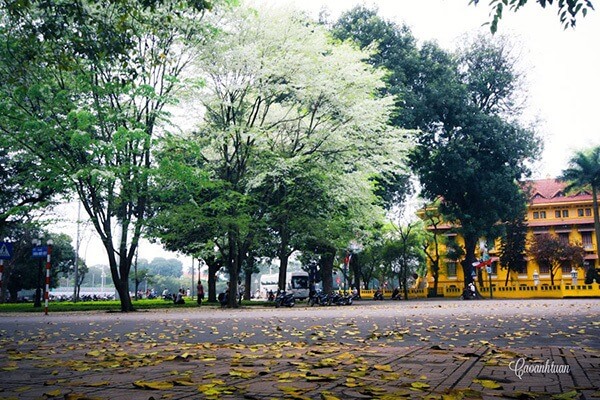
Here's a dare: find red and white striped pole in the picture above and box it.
[44,241,53,316]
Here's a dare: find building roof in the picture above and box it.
[525,178,593,205]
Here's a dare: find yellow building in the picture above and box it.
[422,178,600,299]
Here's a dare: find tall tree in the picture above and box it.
[420,203,445,296]
[383,222,427,300]
[499,213,528,286]
[560,146,600,266]
[411,112,539,286]
[0,0,215,311]
[528,233,585,285]
[150,3,402,306]
[409,35,540,287]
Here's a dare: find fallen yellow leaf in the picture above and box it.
[473,378,502,390]
[44,389,62,397]
[132,380,175,390]
[373,364,393,372]
[64,393,104,400]
[411,381,431,390]
[83,381,110,387]
[321,391,342,400]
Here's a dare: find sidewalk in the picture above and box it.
[1,339,598,399]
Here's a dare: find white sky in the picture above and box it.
[53,0,600,267]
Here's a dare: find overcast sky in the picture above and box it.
[55,0,600,267]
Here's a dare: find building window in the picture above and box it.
[555,210,561,218]
[562,210,569,218]
[578,209,584,217]
[533,212,539,219]
[561,261,572,274]
[539,264,550,274]
[586,208,592,216]
[446,262,457,277]
[558,233,569,244]
[582,232,593,250]
[540,211,546,219]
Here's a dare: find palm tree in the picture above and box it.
[560,146,600,264]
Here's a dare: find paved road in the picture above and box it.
[2,298,598,348]
[0,298,598,399]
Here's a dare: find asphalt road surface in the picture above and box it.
[1,298,598,349]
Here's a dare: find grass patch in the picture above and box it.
[0,298,272,313]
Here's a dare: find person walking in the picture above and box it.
[196,280,205,306]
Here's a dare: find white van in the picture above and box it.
[259,271,309,300]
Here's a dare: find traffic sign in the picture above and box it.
[0,242,13,260]
[32,246,48,258]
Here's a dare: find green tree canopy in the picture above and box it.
[150,3,405,304]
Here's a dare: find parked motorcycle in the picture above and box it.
[373,289,384,300]
[274,290,295,308]
[308,290,329,306]
[333,291,353,306]
[460,283,477,300]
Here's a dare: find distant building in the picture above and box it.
[420,178,600,297]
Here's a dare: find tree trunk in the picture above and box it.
[243,254,254,300]
[226,231,239,308]
[278,253,289,292]
[278,228,290,292]
[207,262,220,303]
[461,235,478,286]
[432,260,439,296]
[402,265,409,300]
[9,287,18,303]
[320,249,336,294]
[114,255,134,312]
